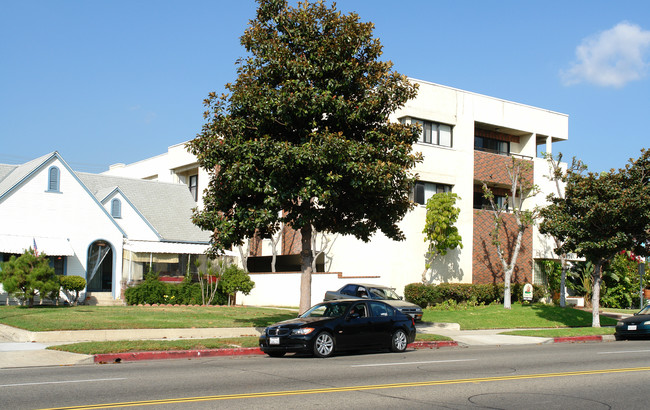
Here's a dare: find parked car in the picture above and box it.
[323,283,423,321]
[259,299,416,358]
[615,305,650,340]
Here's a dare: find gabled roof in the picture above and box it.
[0,152,128,238]
[0,152,57,201]
[78,172,209,243]
[0,152,209,244]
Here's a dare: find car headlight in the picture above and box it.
[291,327,315,335]
[617,321,624,326]
[643,321,650,326]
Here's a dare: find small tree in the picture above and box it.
[482,157,538,309]
[540,149,650,326]
[219,265,255,306]
[0,249,59,307]
[60,275,87,306]
[543,153,587,307]
[422,192,462,283]
[197,259,227,306]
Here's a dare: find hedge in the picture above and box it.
[124,273,227,306]
[404,282,545,308]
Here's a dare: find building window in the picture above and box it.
[50,256,66,276]
[413,181,452,205]
[473,191,508,210]
[401,118,452,148]
[111,199,121,218]
[474,136,509,155]
[189,175,198,201]
[47,166,60,192]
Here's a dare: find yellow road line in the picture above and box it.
[41,366,650,410]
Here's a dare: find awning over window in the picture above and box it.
[0,235,75,256]
[123,240,236,256]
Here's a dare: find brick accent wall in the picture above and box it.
[472,209,533,284]
[282,225,301,255]
[474,151,533,186]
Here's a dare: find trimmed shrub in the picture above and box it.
[404,282,544,307]
[60,275,86,305]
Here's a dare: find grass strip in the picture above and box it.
[48,333,452,355]
[422,303,618,329]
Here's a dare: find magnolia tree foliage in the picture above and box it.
[188,0,421,313]
[540,149,650,327]
[422,192,462,283]
[0,249,59,307]
[482,157,538,309]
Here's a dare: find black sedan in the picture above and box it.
[259,299,416,358]
[323,283,423,321]
[615,305,650,340]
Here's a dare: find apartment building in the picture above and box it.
[104,79,568,307]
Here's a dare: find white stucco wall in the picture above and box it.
[0,157,125,297]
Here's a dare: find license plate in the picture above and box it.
[269,337,280,345]
[628,325,637,331]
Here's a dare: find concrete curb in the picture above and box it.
[92,341,458,363]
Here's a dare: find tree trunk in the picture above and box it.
[504,267,512,309]
[559,254,568,308]
[299,225,314,315]
[591,261,603,327]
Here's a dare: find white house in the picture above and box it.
[0,152,218,305]
[104,79,569,307]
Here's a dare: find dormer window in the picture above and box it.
[111,198,122,218]
[47,166,60,192]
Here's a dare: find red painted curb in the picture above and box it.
[408,341,459,349]
[553,335,603,343]
[94,341,458,363]
[94,347,264,363]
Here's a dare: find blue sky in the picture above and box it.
[1,0,649,173]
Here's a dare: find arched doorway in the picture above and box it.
[87,240,113,292]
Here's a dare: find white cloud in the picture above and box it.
[561,22,650,88]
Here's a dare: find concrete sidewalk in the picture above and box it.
[0,323,614,369]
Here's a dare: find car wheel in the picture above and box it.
[313,331,335,358]
[391,329,408,352]
[266,351,286,358]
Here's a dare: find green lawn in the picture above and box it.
[422,303,618,330]
[0,305,299,331]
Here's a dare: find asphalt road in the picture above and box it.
[2,341,650,409]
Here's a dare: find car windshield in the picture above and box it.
[369,287,401,300]
[300,301,353,318]
[638,305,650,315]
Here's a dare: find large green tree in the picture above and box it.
[188,0,421,313]
[0,249,59,307]
[539,149,650,326]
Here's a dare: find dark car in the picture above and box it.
[615,305,650,340]
[259,299,416,358]
[324,283,423,321]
